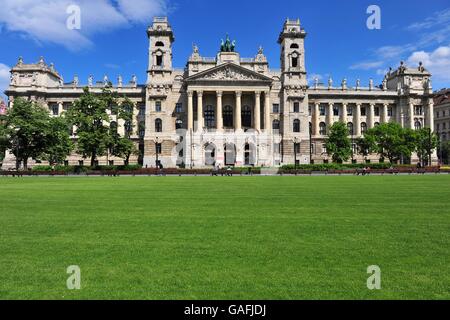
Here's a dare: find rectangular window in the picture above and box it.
[156,143,162,154]
[322,144,327,154]
[294,143,300,154]
[139,105,145,116]
[319,105,326,116]
[175,103,183,113]
[414,106,423,116]
[361,107,367,116]
[273,143,281,155]
[293,102,300,113]
[51,104,59,116]
[347,106,353,116]
[308,105,312,116]
[388,107,393,117]
[375,106,380,116]
[155,101,162,112]
[333,106,339,116]
[272,104,280,113]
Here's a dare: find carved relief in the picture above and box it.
[201,66,260,81]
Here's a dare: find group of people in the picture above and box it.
[356,167,371,176]
[211,164,234,176]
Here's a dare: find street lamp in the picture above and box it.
[293,136,299,175]
[155,136,160,168]
[309,122,312,165]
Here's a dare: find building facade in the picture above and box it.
[434,88,450,143]
[3,17,437,168]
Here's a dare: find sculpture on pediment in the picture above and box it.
[118,75,123,87]
[382,76,387,90]
[73,75,79,87]
[356,79,361,90]
[88,75,93,87]
[399,61,406,74]
[369,78,374,90]
[17,56,23,66]
[202,66,257,81]
[342,78,347,90]
[418,61,425,72]
[313,77,319,89]
[328,76,333,89]
[131,75,137,87]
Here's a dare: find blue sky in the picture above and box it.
[1,0,450,100]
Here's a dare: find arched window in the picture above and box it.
[272,119,280,130]
[155,41,164,47]
[242,105,252,128]
[319,122,327,135]
[110,121,118,135]
[361,122,367,134]
[205,105,215,129]
[204,143,216,166]
[244,143,256,165]
[155,51,163,66]
[291,52,299,68]
[290,43,299,49]
[293,119,300,132]
[347,122,354,135]
[155,118,162,132]
[175,119,183,130]
[414,119,422,130]
[223,105,233,128]
[124,120,132,137]
[224,143,236,165]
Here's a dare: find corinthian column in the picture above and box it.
[409,100,414,129]
[354,103,361,136]
[187,91,193,130]
[216,91,223,131]
[327,103,333,133]
[368,103,375,128]
[197,91,203,131]
[382,103,388,123]
[313,103,320,135]
[264,91,271,133]
[254,91,261,131]
[340,103,347,123]
[235,91,242,130]
[427,98,434,132]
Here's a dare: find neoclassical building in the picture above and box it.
[3,17,437,168]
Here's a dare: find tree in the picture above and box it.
[414,128,438,166]
[67,88,115,167]
[4,98,51,169]
[325,122,352,163]
[356,134,377,160]
[359,123,416,164]
[40,117,74,166]
[113,137,138,165]
[438,140,450,165]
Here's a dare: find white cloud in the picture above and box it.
[349,61,383,70]
[407,45,450,82]
[0,63,10,98]
[407,8,450,31]
[0,0,168,51]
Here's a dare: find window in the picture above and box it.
[333,105,339,116]
[375,106,380,116]
[290,43,299,49]
[205,105,215,128]
[388,107,393,117]
[78,160,84,166]
[308,105,312,116]
[292,56,298,68]
[322,144,327,154]
[293,102,300,113]
[156,55,163,66]
[155,41,164,47]
[124,120,132,137]
[138,122,145,138]
[414,106,423,116]
[175,119,183,130]
[242,105,252,128]
[272,104,280,113]
[51,104,59,116]
[155,118,162,132]
[294,143,300,154]
[311,143,316,155]
[139,105,145,116]
[414,120,422,130]
[361,107,367,116]
[347,106,353,116]
[437,123,440,131]
[273,143,281,154]
[155,101,162,112]
[155,143,162,154]
[175,103,183,113]
[109,160,114,166]
[347,122,354,135]
[293,119,300,132]
[223,106,233,128]
[361,122,367,134]
[319,105,326,116]
[319,122,326,135]
[272,119,280,130]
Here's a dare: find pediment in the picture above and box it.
[186,63,272,83]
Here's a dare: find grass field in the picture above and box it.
[0,175,449,300]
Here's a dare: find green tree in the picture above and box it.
[325,122,352,163]
[438,140,450,164]
[414,128,438,166]
[67,88,116,167]
[360,123,416,164]
[40,117,74,166]
[4,98,52,169]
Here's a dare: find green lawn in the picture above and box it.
[0,175,449,300]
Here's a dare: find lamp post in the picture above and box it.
[155,136,160,168]
[309,122,312,164]
[293,136,299,175]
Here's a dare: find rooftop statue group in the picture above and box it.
[220,34,236,52]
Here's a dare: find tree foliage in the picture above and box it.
[414,128,438,166]
[325,122,352,163]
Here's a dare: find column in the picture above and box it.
[354,103,361,136]
[368,103,375,128]
[132,106,138,137]
[216,91,223,131]
[187,91,193,130]
[264,91,271,132]
[254,91,261,131]
[409,100,414,129]
[382,103,388,123]
[313,103,320,135]
[235,91,242,131]
[197,91,203,131]
[340,103,347,123]
[327,102,333,133]
[58,102,63,116]
[427,98,434,132]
